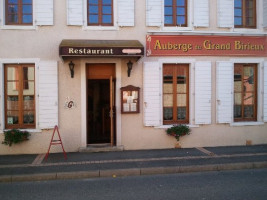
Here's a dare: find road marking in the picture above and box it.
[196,147,217,156]
[32,154,46,165]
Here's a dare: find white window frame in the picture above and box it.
[161,0,193,31]
[155,58,197,128]
[230,58,264,126]
[82,0,119,31]
[0,58,41,133]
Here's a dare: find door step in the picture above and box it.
[79,144,124,153]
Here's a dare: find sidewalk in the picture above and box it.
[1,145,267,183]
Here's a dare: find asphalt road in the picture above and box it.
[1,168,267,200]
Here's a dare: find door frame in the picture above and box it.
[80,58,122,148]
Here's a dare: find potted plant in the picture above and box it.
[166,124,191,142]
[2,129,30,146]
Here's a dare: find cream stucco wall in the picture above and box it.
[0,0,267,154]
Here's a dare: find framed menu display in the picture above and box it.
[120,85,140,113]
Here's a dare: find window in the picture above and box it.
[163,64,189,124]
[5,0,33,25]
[164,0,187,27]
[4,64,35,129]
[87,0,113,26]
[234,64,257,121]
[234,0,256,28]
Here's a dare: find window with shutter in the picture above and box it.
[164,0,188,27]
[4,64,35,129]
[234,0,256,28]
[163,64,189,124]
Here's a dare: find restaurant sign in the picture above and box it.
[146,35,267,57]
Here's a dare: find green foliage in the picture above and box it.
[2,129,30,146]
[166,124,191,141]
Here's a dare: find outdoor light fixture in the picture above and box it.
[69,61,75,78]
[127,60,133,77]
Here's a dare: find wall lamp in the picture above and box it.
[127,60,133,77]
[69,61,75,78]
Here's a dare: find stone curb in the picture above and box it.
[1,161,267,183]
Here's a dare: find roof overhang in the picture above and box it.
[59,40,144,60]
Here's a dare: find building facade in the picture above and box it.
[0,0,267,154]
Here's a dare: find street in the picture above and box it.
[1,168,267,200]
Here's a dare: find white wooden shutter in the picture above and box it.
[194,0,209,27]
[144,62,161,126]
[216,61,233,123]
[0,62,3,131]
[0,0,3,26]
[146,0,162,27]
[38,61,58,129]
[264,62,267,122]
[67,0,84,26]
[195,62,212,124]
[35,0,54,25]
[118,0,134,26]
[263,0,267,27]
[217,0,234,28]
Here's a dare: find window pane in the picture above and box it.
[164,83,173,93]
[8,0,18,4]
[7,111,19,124]
[7,67,19,81]
[22,15,32,23]
[234,93,242,105]
[102,0,111,4]
[164,94,173,107]
[23,82,34,94]
[163,108,173,120]
[177,107,186,120]
[234,8,242,17]
[234,105,242,118]
[246,17,254,26]
[234,0,242,7]
[165,7,173,15]
[23,111,35,124]
[177,94,186,106]
[22,0,32,3]
[89,6,98,14]
[8,5,18,14]
[165,0,173,6]
[177,7,185,15]
[177,16,185,25]
[23,95,34,110]
[7,96,19,110]
[244,93,254,105]
[7,82,19,95]
[102,15,112,23]
[23,67,34,81]
[244,106,254,118]
[89,15,98,23]
[235,17,242,25]
[22,5,32,14]
[8,15,18,23]
[89,0,98,4]
[103,6,112,14]
[164,16,173,24]
[244,67,254,91]
[177,0,185,6]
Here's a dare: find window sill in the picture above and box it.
[82,26,118,31]
[160,26,193,32]
[155,124,199,129]
[1,25,36,30]
[0,129,42,134]
[230,122,264,127]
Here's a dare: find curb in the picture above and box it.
[1,161,267,183]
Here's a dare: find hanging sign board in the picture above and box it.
[146,35,267,57]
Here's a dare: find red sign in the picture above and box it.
[146,35,267,57]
